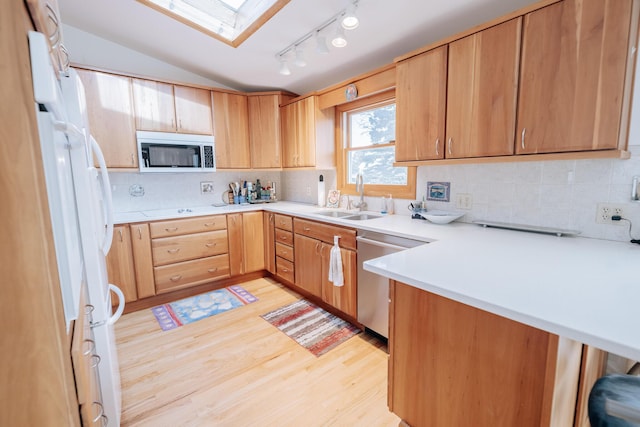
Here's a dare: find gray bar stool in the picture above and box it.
[589,363,640,426]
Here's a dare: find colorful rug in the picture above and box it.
[261,299,361,357]
[152,285,258,331]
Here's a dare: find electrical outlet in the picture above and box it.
[305,185,312,196]
[456,193,473,210]
[596,203,625,224]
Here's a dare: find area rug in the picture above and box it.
[151,285,258,331]
[261,299,361,357]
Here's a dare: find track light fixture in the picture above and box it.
[275,0,360,75]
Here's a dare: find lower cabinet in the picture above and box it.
[388,281,584,427]
[106,225,139,304]
[293,218,357,318]
[227,212,265,276]
[263,211,276,275]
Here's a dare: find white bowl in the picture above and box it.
[418,210,464,224]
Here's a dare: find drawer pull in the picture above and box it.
[82,339,96,356]
[90,354,101,368]
[280,235,287,240]
[165,227,178,232]
[170,275,182,282]
[167,248,180,254]
[303,227,311,231]
[281,268,289,273]
[204,222,215,227]
[137,227,142,239]
[207,268,218,273]
[205,243,217,247]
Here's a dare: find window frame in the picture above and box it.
[335,90,416,200]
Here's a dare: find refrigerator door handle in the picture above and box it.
[108,284,125,325]
[90,135,114,255]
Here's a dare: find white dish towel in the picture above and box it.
[328,236,344,287]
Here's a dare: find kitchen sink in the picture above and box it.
[343,213,383,221]
[313,210,353,218]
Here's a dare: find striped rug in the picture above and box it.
[261,299,361,357]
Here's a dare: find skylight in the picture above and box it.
[138,0,290,47]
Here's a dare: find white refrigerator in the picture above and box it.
[29,31,124,426]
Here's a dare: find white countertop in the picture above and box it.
[115,202,640,361]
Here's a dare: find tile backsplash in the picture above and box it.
[109,146,640,243]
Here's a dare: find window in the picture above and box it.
[137,0,289,47]
[336,90,416,199]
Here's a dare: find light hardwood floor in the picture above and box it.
[115,277,401,426]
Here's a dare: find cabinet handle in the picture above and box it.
[435,138,440,156]
[207,268,218,273]
[82,339,96,356]
[165,227,178,232]
[85,304,95,315]
[204,222,215,227]
[131,153,135,165]
[315,242,321,254]
[521,128,527,150]
[91,402,106,425]
[447,137,452,155]
[270,214,274,224]
[170,275,182,282]
[167,248,180,254]
[205,242,217,247]
[118,229,123,242]
[303,227,311,232]
[281,268,289,273]
[90,354,101,368]
[280,235,287,240]
[137,227,142,239]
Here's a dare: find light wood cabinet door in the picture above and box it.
[293,234,322,298]
[129,223,155,299]
[106,225,137,303]
[174,85,213,135]
[227,213,243,276]
[132,78,176,132]
[516,0,633,154]
[212,91,251,168]
[263,212,276,274]
[248,94,282,168]
[395,46,447,161]
[243,211,265,273]
[77,69,137,168]
[446,18,521,158]
[282,96,316,167]
[321,244,357,318]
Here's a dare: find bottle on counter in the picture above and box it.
[318,174,325,207]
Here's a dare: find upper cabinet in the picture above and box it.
[212,91,251,169]
[248,93,295,169]
[446,18,521,158]
[516,0,633,154]
[281,95,335,168]
[395,46,447,161]
[132,79,213,135]
[77,69,138,168]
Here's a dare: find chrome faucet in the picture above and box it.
[354,173,367,211]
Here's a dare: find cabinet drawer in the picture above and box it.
[293,218,356,250]
[276,256,294,283]
[275,242,294,262]
[154,254,230,294]
[275,228,294,246]
[274,214,292,231]
[150,215,226,238]
[152,230,228,266]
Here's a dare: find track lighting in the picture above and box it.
[331,25,347,48]
[275,1,361,75]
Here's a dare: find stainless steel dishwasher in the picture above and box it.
[356,230,425,339]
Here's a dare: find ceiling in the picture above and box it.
[58,0,540,95]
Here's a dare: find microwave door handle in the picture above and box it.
[90,135,114,255]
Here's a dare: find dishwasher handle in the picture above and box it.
[356,236,415,251]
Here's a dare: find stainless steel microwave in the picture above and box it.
[136,131,215,173]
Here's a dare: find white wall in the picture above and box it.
[62,25,231,88]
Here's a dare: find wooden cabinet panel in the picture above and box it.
[275,256,294,283]
[263,212,276,274]
[516,0,633,154]
[154,254,230,294]
[106,225,137,303]
[275,228,294,246]
[388,281,582,427]
[149,215,226,238]
[243,211,264,273]
[152,230,228,266]
[227,213,243,276]
[320,244,357,318]
[446,18,521,158]
[274,214,292,231]
[248,94,283,168]
[395,46,447,161]
[212,91,251,168]
[275,242,294,262]
[174,85,213,134]
[132,79,176,132]
[293,234,322,297]
[77,69,137,168]
[293,218,356,250]
[129,223,155,299]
